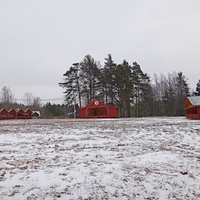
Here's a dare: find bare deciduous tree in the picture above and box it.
[24,92,34,106]
[33,97,42,109]
[0,86,15,108]
[23,92,41,109]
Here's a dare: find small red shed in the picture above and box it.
[8,108,17,119]
[0,108,8,120]
[24,108,32,118]
[79,100,119,118]
[16,108,25,119]
[184,96,200,119]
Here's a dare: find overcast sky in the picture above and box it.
[1,0,200,104]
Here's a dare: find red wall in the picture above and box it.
[186,107,200,120]
[79,101,118,118]
[0,108,32,120]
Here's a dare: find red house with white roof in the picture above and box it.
[184,96,200,119]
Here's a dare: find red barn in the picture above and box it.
[79,100,119,118]
[184,96,200,119]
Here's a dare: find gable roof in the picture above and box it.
[15,108,25,113]
[185,96,200,109]
[32,111,41,116]
[0,108,8,113]
[80,100,118,110]
[24,108,32,114]
[187,96,200,106]
[8,108,17,113]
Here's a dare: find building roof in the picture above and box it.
[15,108,25,113]
[0,108,8,113]
[187,96,200,106]
[80,100,118,110]
[8,108,17,113]
[24,108,32,113]
[32,111,41,116]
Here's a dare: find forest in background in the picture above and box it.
[59,54,200,118]
[1,54,200,118]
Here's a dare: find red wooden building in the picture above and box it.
[15,108,25,118]
[184,96,200,120]
[0,108,8,119]
[79,100,119,118]
[8,108,17,115]
[24,108,32,118]
[0,108,33,120]
[8,108,17,119]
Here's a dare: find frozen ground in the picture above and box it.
[0,117,200,200]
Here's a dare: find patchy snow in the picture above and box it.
[0,117,200,199]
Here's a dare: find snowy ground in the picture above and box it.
[0,117,200,200]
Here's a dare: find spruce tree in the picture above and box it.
[114,60,133,117]
[194,80,200,96]
[59,65,81,107]
[101,54,117,104]
[131,62,151,117]
[175,72,190,115]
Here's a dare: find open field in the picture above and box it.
[0,117,200,200]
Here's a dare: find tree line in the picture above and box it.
[59,54,200,118]
[1,54,200,118]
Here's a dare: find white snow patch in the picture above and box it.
[0,117,200,199]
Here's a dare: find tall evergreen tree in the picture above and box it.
[59,64,81,107]
[115,60,133,117]
[175,72,190,115]
[160,72,190,116]
[79,55,101,104]
[101,54,117,104]
[139,73,153,117]
[194,80,200,96]
[131,62,151,117]
[163,73,177,116]
[162,84,176,116]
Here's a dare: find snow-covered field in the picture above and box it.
[0,117,200,200]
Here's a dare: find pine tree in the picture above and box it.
[114,60,133,117]
[162,85,176,116]
[131,62,151,117]
[101,54,117,104]
[175,72,190,115]
[59,65,81,107]
[79,55,101,104]
[194,80,200,96]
